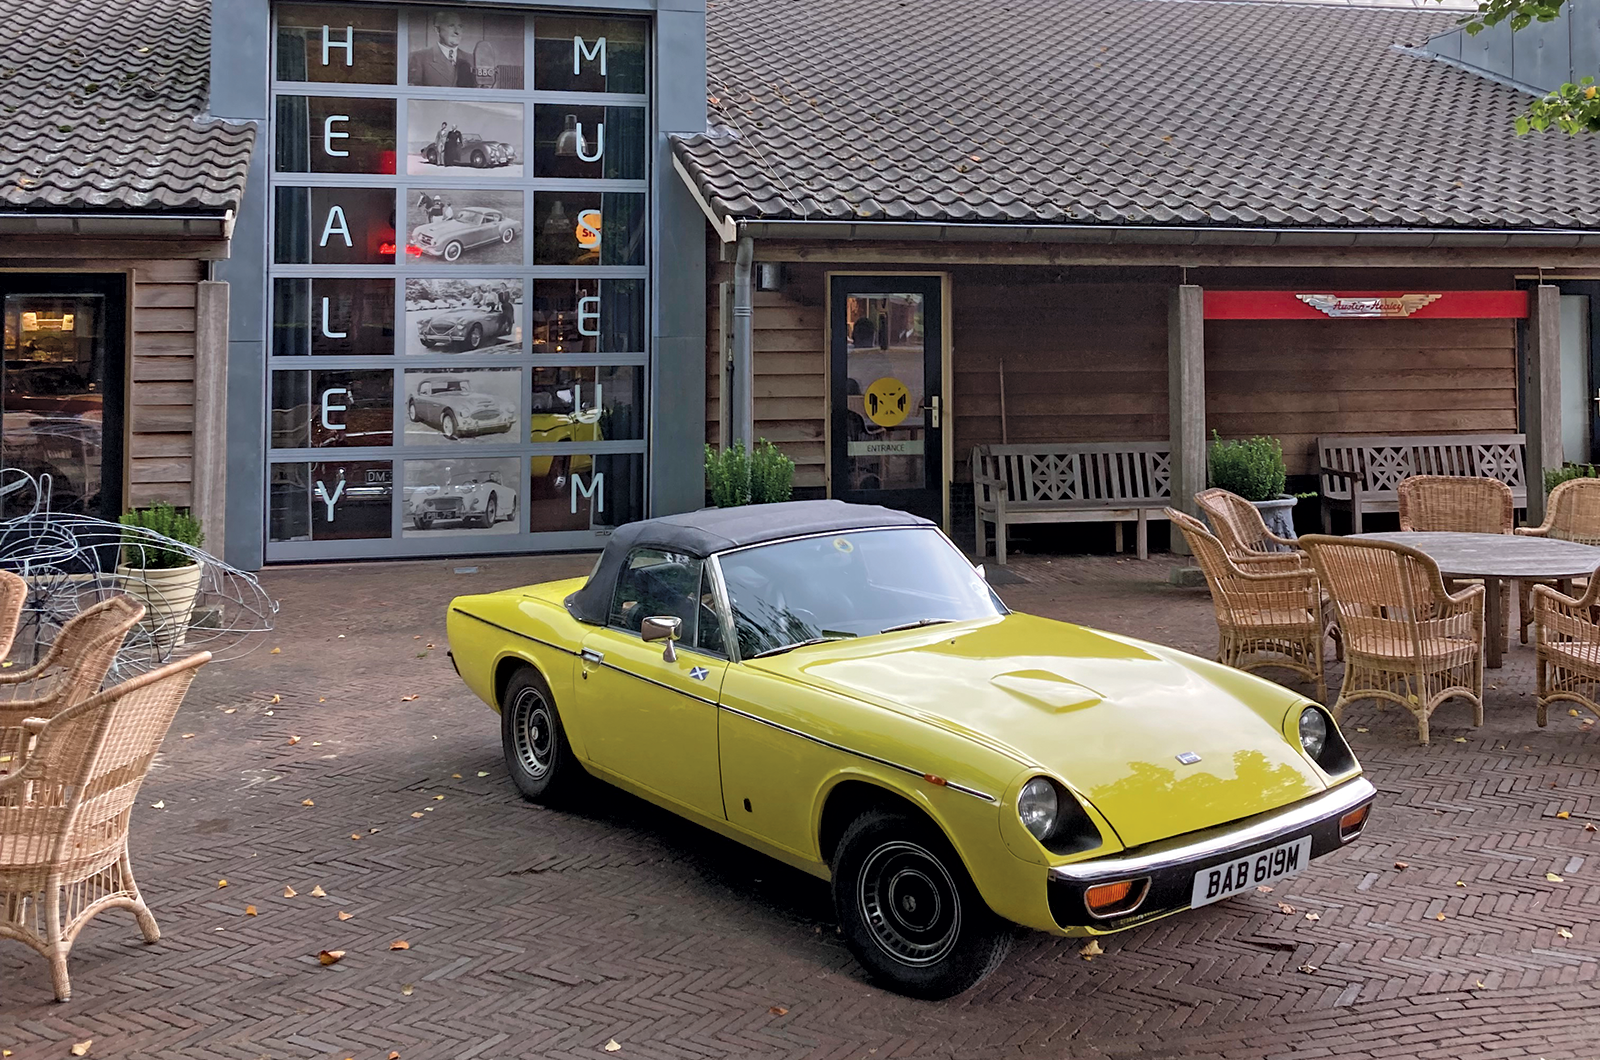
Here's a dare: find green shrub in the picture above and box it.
[1546,461,1600,494]
[750,440,795,505]
[1208,431,1287,503]
[705,442,751,507]
[119,503,204,570]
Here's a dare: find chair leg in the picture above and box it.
[1114,522,1124,555]
[1537,655,1548,727]
[996,521,1008,566]
[45,881,70,1002]
[1136,512,1149,561]
[974,514,986,560]
[1322,505,1332,535]
[1352,505,1363,535]
[122,851,160,943]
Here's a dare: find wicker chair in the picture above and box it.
[1299,535,1484,745]
[1515,477,1600,644]
[0,596,146,776]
[1194,488,1302,566]
[1530,575,1600,726]
[1396,475,1513,651]
[0,569,28,661]
[0,651,211,1001]
[1169,508,1326,703]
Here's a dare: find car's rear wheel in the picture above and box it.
[444,240,463,262]
[501,227,515,243]
[832,810,1010,1000]
[466,323,483,349]
[501,667,580,803]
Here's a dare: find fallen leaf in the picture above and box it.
[1297,963,1317,973]
[1079,938,1103,960]
[1304,912,1320,922]
[338,910,353,920]
[434,795,445,801]
[1394,861,1409,870]
[1475,979,1486,988]
[350,833,362,840]
[181,733,195,739]
[411,812,425,818]
[302,799,315,806]
[70,1042,91,1057]
[217,879,228,889]
[245,905,257,916]
[1559,927,1574,939]
[318,949,345,966]
[769,1005,788,1015]
[223,708,236,714]
[284,886,297,898]
[604,1041,621,1053]
[413,635,422,640]
[1456,880,1466,887]
[151,800,164,809]
[401,983,414,996]
[389,1053,401,1060]
[1255,885,1273,894]
[400,695,419,702]
[1572,709,1581,717]
[1548,873,1565,882]
[1587,823,1597,833]
[319,697,326,702]
[451,773,462,779]
[288,735,302,745]
[1436,912,1447,921]
[310,885,326,897]
[369,827,380,834]
[270,694,281,704]
[390,940,410,950]
[270,647,281,654]
[1453,737,1467,743]
[477,771,490,777]
[1355,727,1369,733]
[1277,902,1296,914]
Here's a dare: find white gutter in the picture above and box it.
[0,212,233,239]
[671,154,738,243]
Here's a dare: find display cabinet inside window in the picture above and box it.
[266,1,650,560]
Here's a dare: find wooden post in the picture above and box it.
[194,280,229,559]
[1526,283,1561,528]
[1169,285,1205,555]
[998,356,1008,443]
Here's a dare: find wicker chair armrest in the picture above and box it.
[20,716,47,736]
[1263,528,1301,549]
[1441,581,1486,614]
[1531,578,1600,612]
[1513,526,1551,538]
[0,653,65,686]
[1233,551,1313,574]
[1226,564,1320,591]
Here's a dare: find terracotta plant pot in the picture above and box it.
[117,562,203,652]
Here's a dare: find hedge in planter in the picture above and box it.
[1208,431,1287,503]
[118,504,205,653]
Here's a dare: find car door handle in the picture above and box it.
[581,648,604,665]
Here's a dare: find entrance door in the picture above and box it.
[828,275,943,521]
[0,275,125,519]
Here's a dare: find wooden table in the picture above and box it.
[1354,531,1600,668]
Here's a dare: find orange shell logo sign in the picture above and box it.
[576,209,601,249]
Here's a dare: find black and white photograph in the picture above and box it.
[403,456,520,537]
[406,8,523,90]
[404,367,520,445]
[404,188,522,265]
[405,278,521,354]
[406,99,523,176]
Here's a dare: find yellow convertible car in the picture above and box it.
[446,501,1374,998]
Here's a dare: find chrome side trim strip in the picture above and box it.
[450,609,578,656]
[1048,778,1377,883]
[598,661,720,708]
[718,703,996,803]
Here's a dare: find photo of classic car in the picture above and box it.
[421,131,517,169]
[406,376,514,440]
[409,208,521,263]
[407,467,517,530]
[446,501,1375,1000]
[417,296,516,351]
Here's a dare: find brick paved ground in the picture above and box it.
[3,550,1599,1059]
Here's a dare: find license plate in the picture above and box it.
[1191,836,1312,908]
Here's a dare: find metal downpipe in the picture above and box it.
[732,233,755,447]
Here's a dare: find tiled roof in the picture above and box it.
[674,0,1600,230]
[0,0,254,214]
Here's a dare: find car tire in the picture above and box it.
[440,411,457,439]
[832,810,1011,1000]
[406,399,417,422]
[471,150,486,167]
[500,667,580,803]
[479,494,498,528]
[444,241,463,262]
[466,324,483,349]
[413,514,433,530]
[501,227,515,244]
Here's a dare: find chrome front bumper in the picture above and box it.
[1046,777,1376,929]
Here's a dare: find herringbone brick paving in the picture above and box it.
[2,552,1598,1058]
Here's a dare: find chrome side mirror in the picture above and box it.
[641,615,683,662]
[975,563,987,582]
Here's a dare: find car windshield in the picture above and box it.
[716,527,1003,659]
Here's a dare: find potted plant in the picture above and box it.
[1208,431,1296,541]
[704,440,795,507]
[117,503,205,651]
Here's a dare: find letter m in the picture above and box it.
[574,35,607,76]
[572,471,605,514]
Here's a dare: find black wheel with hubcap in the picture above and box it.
[500,667,580,803]
[832,810,1010,999]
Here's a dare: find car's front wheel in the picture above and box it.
[500,667,580,803]
[832,810,1011,1000]
[465,323,483,349]
[444,240,463,262]
[440,411,458,439]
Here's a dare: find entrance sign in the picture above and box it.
[266,3,649,558]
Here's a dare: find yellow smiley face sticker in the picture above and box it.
[864,377,911,428]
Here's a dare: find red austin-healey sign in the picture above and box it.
[1202,290,1530,320]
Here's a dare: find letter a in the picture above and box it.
[319,205,352,248]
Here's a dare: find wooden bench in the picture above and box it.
[972,442,1173,563]
[1318,433,1528,534]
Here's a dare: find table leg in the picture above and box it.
[1485,577,1503,669]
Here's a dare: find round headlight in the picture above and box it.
[1299,708,1328,760]
[1018,777,1060,841]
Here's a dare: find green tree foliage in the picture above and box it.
[1208,431,1287,503]
[1448,0,1600,133]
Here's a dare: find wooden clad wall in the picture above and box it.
[129,259,205,506]
[1205,317,1519,478]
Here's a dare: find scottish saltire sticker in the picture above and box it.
[689,666,709,681]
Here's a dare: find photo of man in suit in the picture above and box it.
[409,10,473,87]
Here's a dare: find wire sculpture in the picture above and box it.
[0,470,278,677]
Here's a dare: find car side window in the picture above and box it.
[609,548,703,646]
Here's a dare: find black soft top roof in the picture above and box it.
[565,500,933,625]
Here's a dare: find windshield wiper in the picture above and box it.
[879,618,955,634]
[749,635,851,659]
